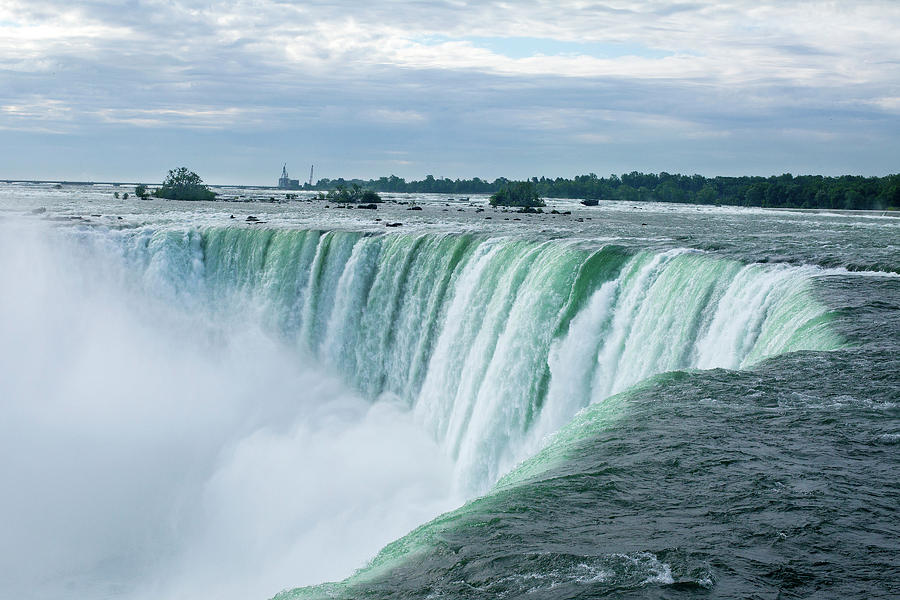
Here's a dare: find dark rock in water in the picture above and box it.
[385,222,403,227]
[374,218,382,221]
[230,215,235,219]
[358,203,378,210]
[581,199,599,206]
[475,208,485,213]
[408,206,423,211]
[575,217,584,222]
[641,223,647,226]
[90,214,101,217]
[485,216,492,219]
[562,211,571,215]
[117,217,123,220]
[550,209,560,214]
[246,215,259,222]
[31,207,47,214]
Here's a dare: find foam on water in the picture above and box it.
[0,218,847,599]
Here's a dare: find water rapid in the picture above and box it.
[0,221,847,600]
[174,227,840,492]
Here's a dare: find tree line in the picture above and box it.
[308,172,899,210]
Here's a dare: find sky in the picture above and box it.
[1,0,899,185]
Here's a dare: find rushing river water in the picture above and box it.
[1,183,897,600]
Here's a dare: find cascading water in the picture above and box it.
[3,190,895,600]
[115,226,841,494]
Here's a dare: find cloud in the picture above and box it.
[94,107,266,129]
[0,1,899,180]
[363,108,427,124]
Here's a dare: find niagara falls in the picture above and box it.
[1,184,897,599]
[2,2,899,599]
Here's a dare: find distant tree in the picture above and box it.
[615,184,639,202]
[134,184,149,199]
[325,184,351,203]
[123,192,129,200]
[489,181,545,207]
[360,189,382,203]
[882,183,900,209]
[745,183,767,206]
[696,185,718,204]
[154,167,216,201]
[325,183,382,203]
[114,192,120,199]
[304,170,898,211]
[654,180,686,203]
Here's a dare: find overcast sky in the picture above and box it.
[1,0,898,184]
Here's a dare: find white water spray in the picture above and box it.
[0,220,842,600]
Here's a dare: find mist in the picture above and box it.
[0,220,458,600]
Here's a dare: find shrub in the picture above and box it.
[154,167,216,201]
[489,182,545,207]
[325,184,382,203]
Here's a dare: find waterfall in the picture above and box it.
[0,221,847,600]
[120,227,842,492]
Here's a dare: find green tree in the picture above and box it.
[360,189,382,203]
[745,183,767,206]
[696,185,718,204]
[154,167,216,201]
[325,183,381,203]
[134,184,149,199]
[489,181,545,207]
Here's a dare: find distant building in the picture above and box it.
[278,164,300,189]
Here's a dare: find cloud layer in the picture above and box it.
[1,0,898,182]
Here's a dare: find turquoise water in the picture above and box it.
[0,184,897,599]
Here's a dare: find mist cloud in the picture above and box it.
[0,221,457,600]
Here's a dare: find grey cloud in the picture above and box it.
[650,3,706,17]
[1,0,899,181]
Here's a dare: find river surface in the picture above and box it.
[0,183,897,600]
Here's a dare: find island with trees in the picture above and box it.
[489,181,545,208]
[154,167,216,201]
[324,183,382,204]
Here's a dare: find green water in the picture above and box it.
[0,184,897,600]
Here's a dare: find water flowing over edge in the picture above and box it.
[61,224,844,596]
[104,226,842,491]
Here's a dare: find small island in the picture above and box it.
[489,181,545,208]
[154,167,216,201]
[325,183,382,204]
